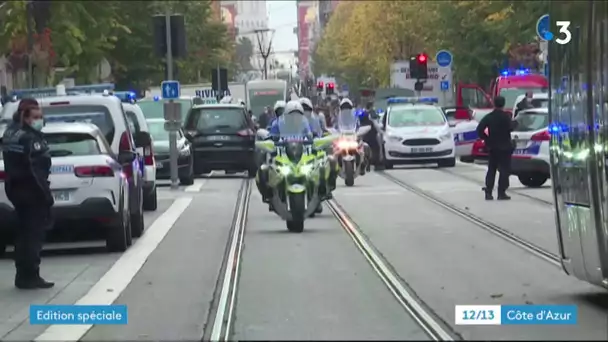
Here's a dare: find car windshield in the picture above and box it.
[248,89,284,117]
[514,110,549,132]
[138,99,191,120]
[499,87,546,108]
[531,98,549,108]
[42,105,114,143]
[388,106,446,127]
[147,121,169,142]
[45,133,101,157]
[185,107,248,132]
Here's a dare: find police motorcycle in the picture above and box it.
[255,110,337,233]
[333,108,370,186]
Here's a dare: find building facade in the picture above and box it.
[296,0,320,79]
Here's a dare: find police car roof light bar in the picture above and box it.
[9,83,115,100]
[113,91,137,103]
[387,97,439,104]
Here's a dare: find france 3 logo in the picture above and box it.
[537,14,571,45]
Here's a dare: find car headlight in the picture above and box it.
[440,132,452,141]
[179,147,191,157]
[386,134,402,142]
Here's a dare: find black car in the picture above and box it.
[146,119,194,185]
[183,104,257,177]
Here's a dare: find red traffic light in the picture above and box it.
[417,54,427,63]
[328,82,334,88]
[317,81,324,87]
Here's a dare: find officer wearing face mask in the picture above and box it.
[2,98,54,289]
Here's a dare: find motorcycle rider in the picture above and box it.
[299,97,323,137]
[266,100,286,130]
[268,100,312,141]
[349,99,384,170]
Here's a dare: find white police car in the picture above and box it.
[0,84,146,238]
[115,92,158,211]
[380,97,456,168]
[510,107,550,187]
[0,123,132,254]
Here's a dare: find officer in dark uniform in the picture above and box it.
[358,107,384,170]
[2,98,54,289]
[476,96,517,201]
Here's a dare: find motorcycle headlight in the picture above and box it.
[279,165,292,176]
[386,134,402,142]
[299,163,314,175]
[440,132,452,141]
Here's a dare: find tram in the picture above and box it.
[550,0,608,287]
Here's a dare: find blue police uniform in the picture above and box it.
[268,116,314,138]
[2,121,54,287]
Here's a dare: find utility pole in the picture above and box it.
[165,10,179,190]
[254,28,275,80]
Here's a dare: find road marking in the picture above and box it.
[184,171,214,192]
[34,197,194,342]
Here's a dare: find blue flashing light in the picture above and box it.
[153,96,160,102]
[387,97,439,104]
[377,108,384,114]
[113,91,137,103]
[500,69,531,77]
[9,83,115,99]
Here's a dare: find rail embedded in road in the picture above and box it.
[326,198,456,341]
[377,171,561,267]
[205,179,252,342]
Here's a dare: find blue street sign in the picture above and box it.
[341,84,349,91]
[161,80,180,99]
[440,80,450,91]
[435,50,453,68]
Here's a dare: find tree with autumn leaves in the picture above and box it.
[312,0,550,88]
[0,0,233,89]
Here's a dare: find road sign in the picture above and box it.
[163,101,182,123]
[341,84,349,91]
[440,80,450,91]
[435,50,453,68]
[161,80,180,99]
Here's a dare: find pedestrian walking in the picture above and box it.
[476,96,517,200]
[2,98,54,289]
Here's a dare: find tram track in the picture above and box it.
[437,167,554,207]
[326,198,457,341]
[203,179,251,342]
[377,171,561,268]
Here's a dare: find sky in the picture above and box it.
[267,1,298,66]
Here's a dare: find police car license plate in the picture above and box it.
[411,147,433,153]
[208,135,230,141]
[53,191,70,202]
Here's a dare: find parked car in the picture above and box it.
[146,118,194,184]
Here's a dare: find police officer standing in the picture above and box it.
[2,98,54,289]
[476,96,516,201]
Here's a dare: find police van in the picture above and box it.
[0,84,147,239]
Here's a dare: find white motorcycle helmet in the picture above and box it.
[273,100,286,112]
[339,98,354,109]
[284,100,305,115]
[299,97,313,111]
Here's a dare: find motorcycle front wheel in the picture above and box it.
[286,193,306,233]
[344,160,355,187]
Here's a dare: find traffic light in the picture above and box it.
[317,81,324,92]
[409,55,420,79]
[326,82,335,95]
[415,53,428,79]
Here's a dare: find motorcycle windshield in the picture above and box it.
[278,113,309,141]
[337,109,357,133]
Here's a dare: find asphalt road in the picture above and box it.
[0,165,606,341]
